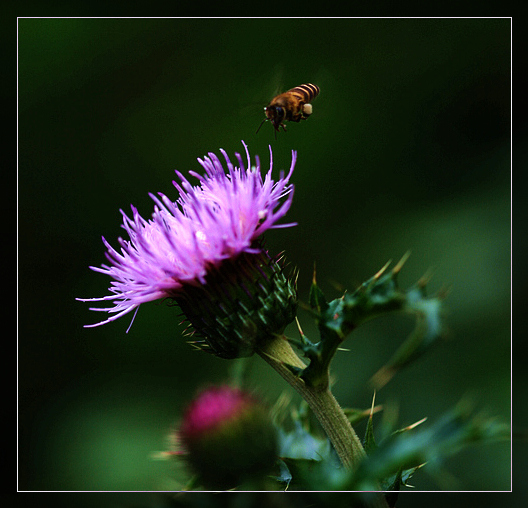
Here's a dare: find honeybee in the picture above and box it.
[256,83,320,136]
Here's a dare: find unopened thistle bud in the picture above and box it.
[179,385,278,489]
[77,142,298,358]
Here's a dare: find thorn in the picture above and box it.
[293,266,300,286]
[370,364,397,389]
[373,259,392,281]
[275,253,286,265]
[297,300,312,312]
[187,340,212,353]
[150,450,186,460]
[295,316,305,338]
[417,266,435,289]
[312,262,317,285]
[370,390,377,417]
[393,250,411,275]
[294,316,312,346]
[328,278,346,294]
[438,283,452,299]
[403,416,428,431]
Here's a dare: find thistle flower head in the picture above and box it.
[78,142,298,357]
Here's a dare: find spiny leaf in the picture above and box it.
[291,254,446,389]
[349,400,509,490]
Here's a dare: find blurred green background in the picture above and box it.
[18,17,514,504]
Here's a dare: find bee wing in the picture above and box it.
[238,66,287,125]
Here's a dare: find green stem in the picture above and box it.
[258,336,389,506]
[257,335,365,470]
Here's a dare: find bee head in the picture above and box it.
[265,106,285,130]
[256,106,286,137]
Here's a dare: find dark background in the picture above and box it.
[18,17,516,505]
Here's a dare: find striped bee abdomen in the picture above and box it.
[287,83,320,102]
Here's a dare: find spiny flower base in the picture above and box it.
[175,249,297,359]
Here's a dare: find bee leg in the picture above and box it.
[256,117,268,135]
[302,103,313,117]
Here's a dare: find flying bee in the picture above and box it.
[256,83,320,136]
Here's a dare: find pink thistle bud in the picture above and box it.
[179,385,278,489]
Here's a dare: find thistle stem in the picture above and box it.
[257,335,365,470]
[258,336,389,506]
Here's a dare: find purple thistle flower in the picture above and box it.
[77,142,298,355]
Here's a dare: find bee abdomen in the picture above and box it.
[287,83,320,102]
